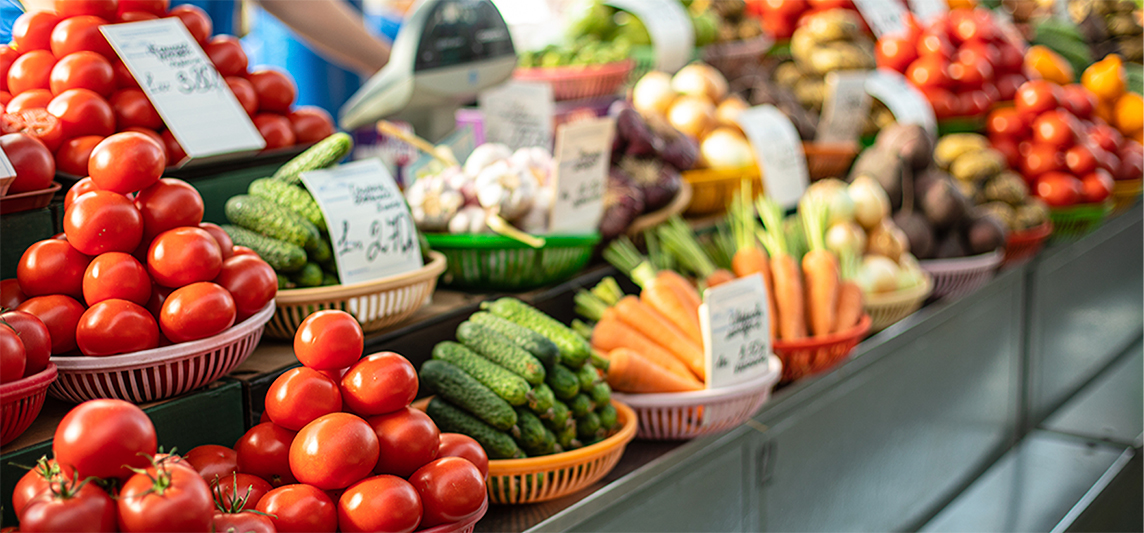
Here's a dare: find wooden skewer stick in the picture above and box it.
[376,120,459,167]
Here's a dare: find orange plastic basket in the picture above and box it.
[512,60,634,101]
[772,315,871,382]
[681,166,762,216]
[803,141,859,181]
[863,275,932,333]
[1002,221,1053,267]
[485,400,637,504]
[1111,179,1142,214]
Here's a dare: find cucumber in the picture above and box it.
[576,411,602,441]
[535,427,558,456]
[555,421,581,451]
[568,393,595,419]
[426,397,524,460]
[309,237,332,264]
[222,225,307,272]
[290,262,323,287]
[597,402,618,432]
[456,321,546,385]
[432,342,531,406]
[528,383,556,419]
[276,273,295,290]
[420,360,517,431]
[589,381,611,407]
[225,195,321,252]
[272,132,353,185]
[545,364,580,400]
[248,177,327,231]
[543,399,572,432]
[321,271,339,286]
[512,408,547,454]
[575,362,602,392]
[483,298,590,368]
[469,312,559,369]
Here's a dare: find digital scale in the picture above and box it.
[339,0,517,140]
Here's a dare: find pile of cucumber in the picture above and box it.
[421,298,618,460]
[221,133,354,290]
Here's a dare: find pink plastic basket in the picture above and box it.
[47,301,274,404]
[1,363,57,446]
[919,249,1004,300]
[613,355,781,440]
[512,60,634,101]
[416,495,488,533]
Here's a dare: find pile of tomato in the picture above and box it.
[985,79,1144,207]
[1,0,336,178]
[875,8,1028,119]
[1,131,277,358]
[749,0,866,42]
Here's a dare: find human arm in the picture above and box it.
[254,0,391,76]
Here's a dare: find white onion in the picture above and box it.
[857,254,901,294]
[700,127,755,169]
[671,63,728,104]
[848,175,890,229]
[668,95,716,139]
[633,71,676,118]
[803,178,855,225]
[896,253,925,289]
[714,95,748,130]
[825,221,867,257]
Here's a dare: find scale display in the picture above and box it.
[414,0,513,72]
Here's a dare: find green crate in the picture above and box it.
[1047,202,1112,245]
[425,233,600,291]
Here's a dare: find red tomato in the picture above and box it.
[47,88,115,138]
[437,433,489,478]
[18,474,118,532]
[994,72,1024,101]
[1020,142,1065,178]
[916,29,954,57]
[184,444,239,483]
[6,89,54,113]
[294,310,363,370]
[12,11,61,53]
[56,0,116,19]
[408,457,485,528]
[995,39,1023,73]
[875,35,917,73]
[247,68,297,114]
[212,472,273,511]
[64,190,144,255]
[49,51,114,97]
[906,55,951,89]
[1,132,54,193]
[76,299,159,356]
[3,107,65,152]
[159,281,235,342]
[232,245,257,257]
[204,35,248,78]
[235,422,298,487]
[199,222,235,259]
[0,91,8,106]
[253,113,296,149]
[213,512,277,533]
[337,475,422,533]
[225,76,258,116]
[1064,143,1098,176]
[290,413,379,490]
[0,324,25,382]
[17,238,89,299]
[1032,110,1079,148]
[368,407,440,478]
[0,46,13,91]
[50,15,115,59]
[55,134,104,176]
[955,40,999,68]
[287,106,336,144]
[16,294,85,354]
[117,10,159,22]
[1086,123,1123,153]
[214,255,277,319]
[0,278,26,309]
[7,50,55,96]
[83,252,151,306]
[256,484,337,533]
[1,310,51,376]
[1015,80,1060,118]
[949,57,993,90]
[1035,171,1083,206]
[986,107,1028,139]
[11,459,75,517]
[1060,84,1096,120]
[266,367,342,430]
[340,351,418,416]
[147,226,223,287]
[109,88,162,129]
[118,462,215,532]
[111,58,139,89]
[118,0,169,16]
[123,125,164,147]
[53,398,157,480]
[88,131,165,193]
[950,8,994,43]
[959,89,994,117]
[920,86,961,119]
[167,4,212,45]
[160,128,187,164]
[134,178,205,239]
[1117,148,1143,181]
[1080,169,1114,203]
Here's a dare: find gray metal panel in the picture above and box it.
[1027,206,1144,427]
[1042,338,1143,447]
[920,431,1131,533]
[758,273,1024,532]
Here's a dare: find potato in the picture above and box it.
[950,149,1006,183]
[934,134,990,169]
[774,61,804,89]
[804,8,862,43]
[1015,200,1050,230]
[983,172,1029,205]
[977,201,1018,231]
[790,30,816,65]
[794,78,826,110]
[806,42,876,75]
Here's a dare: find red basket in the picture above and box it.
[512,60,634,101]
[1,363,58,446]
[1002,221,1053,267]
[772,315,871,383]
[416,495,488,533]
[0,182,62,215]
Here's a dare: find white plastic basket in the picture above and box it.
[919,249,1003,300]
[612,355,782,440]
[48,301,275,404]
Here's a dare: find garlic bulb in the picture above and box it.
[511,147,554,186]
[448,205,489,234]
[475,160,537,221]
[463,143,513,178]
[405,173,464,232]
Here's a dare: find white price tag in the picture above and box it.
[908,0,947,24]
[817,71,871,144]
[479,81,554,151]
[865,68,936,136]
[852,0,909,37]
[0,146,15,180]
[300,159,423,285]
[735,105,809,210]
[700,274,772,392]
[548,117,615,233]
[604,0,694,72]
[101,19,264,165]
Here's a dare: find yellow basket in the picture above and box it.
[681,166,762,216]
[1112,178,1142,214]
[265,251,447,339]
[863,274,933,333]
[486,400,637,504]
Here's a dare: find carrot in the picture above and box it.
[799,198,838,337]
[731,246,768,279]
[834,281,863,331]
[590,316,699,382]
[602,348,704,393]
[614,295,705,380]
[642,277,702,345]
[656,270,700,310]
[705,269,736,288]
[729,184,778,340]
[757,197,806,341]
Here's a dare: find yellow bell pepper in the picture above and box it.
[1082,54,1127,103]
[1025,46,1075,85]
[1114,92,1143,135]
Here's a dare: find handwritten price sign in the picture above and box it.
[603,0,694,72]
[300,159,423,285]
[479,81,554,151]
[700,274,773,392]
[736,104,809,210]
[102,19,264,165]
[865,68,937,136]
[818,71,871,144]
[549,117,615,233]
[853,0,909,37]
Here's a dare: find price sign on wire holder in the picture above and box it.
[700,274,773,393]
[300,158,423,285]
[603,0,694,72]
[479,81,554,151]
[908,0,947,24]
[865,68,937,136]
[818,71,871,144]
[853,0,909,37]
[101,18,265,166]
[735,104,809,210]
[549,116,615,233]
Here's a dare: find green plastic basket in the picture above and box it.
[1047,202,1112,245]
[937,115,988,136]
[424,233,600,291]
